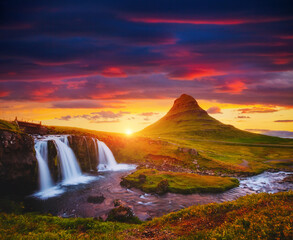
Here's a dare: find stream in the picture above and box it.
[26,170,293,221]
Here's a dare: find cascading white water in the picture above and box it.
[53,136,82,183]
[97,139,136,171]
[35,141,54,191]
[33,135,95,199]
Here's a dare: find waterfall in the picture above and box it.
[35,141,54,191]
[53,136,82,183]
[33,135,95,199]
[97,139,136,171]
[33,134,134,199]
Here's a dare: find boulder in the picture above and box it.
[156,179,169,194]
[107,200,140,223]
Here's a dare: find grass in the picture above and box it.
[47,124,293,175]
[1,191,292,239]
[0,119,20,132]
[121,169,239,194]
[0,213,132,239]
[126,191,293,239]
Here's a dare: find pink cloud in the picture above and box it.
[207,106,222,114]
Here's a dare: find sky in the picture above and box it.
[0,0,292,136]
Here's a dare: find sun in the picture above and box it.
[125,129,133,135]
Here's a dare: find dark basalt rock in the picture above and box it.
[155,179,169,195]
[47,140,61,182]
[0,130,38,194]
[107,200,140,223]
[68,135,97,172]
[138,174,146,183]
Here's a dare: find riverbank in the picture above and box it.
[1,191,292,239]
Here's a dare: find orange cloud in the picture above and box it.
[216,80,247,94]
[238,107,278,114]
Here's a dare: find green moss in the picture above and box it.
[121,169,239,194]
[0,119,20,132]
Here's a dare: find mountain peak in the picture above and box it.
[175,94,199,105]
[166,94,206,117]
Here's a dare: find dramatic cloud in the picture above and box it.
[0,0,292,108]
[274,120,293,122]
[238,107,279,114]
[207,106,222,114]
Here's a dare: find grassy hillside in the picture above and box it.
[48,124,293,175]
[1,191,292,239]
[139,94,293,145]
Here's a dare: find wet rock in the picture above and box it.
[120,178,132,189]
[138,174,146,183]
[113,199,123,207]
[0,130,38,194]
[47,140,60,182]
[156,179,169,194]
[87,195,105,204]
[69,135,97,172]
[279,174,293,183]
[107,200,140,223]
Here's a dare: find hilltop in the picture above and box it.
[140,94,293,144]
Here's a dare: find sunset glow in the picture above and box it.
[0,1,292,138]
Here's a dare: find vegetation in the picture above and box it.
[121,169,239,194]
[0,119,20,132]
[48,124,293,176]
[0,213,132,239]
[1,191,292,239]
[139,94,293,145]
[125,191,293,239]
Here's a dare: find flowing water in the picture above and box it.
[31,135,292,220]
[34,141,54,191]
[33,135,135,199]
[97,139,136,171]
[28,170,293,221]
[33,135,96,199]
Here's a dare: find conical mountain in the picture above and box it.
[140,94,275,141]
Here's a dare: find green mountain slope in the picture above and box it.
[140,94,292,144]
